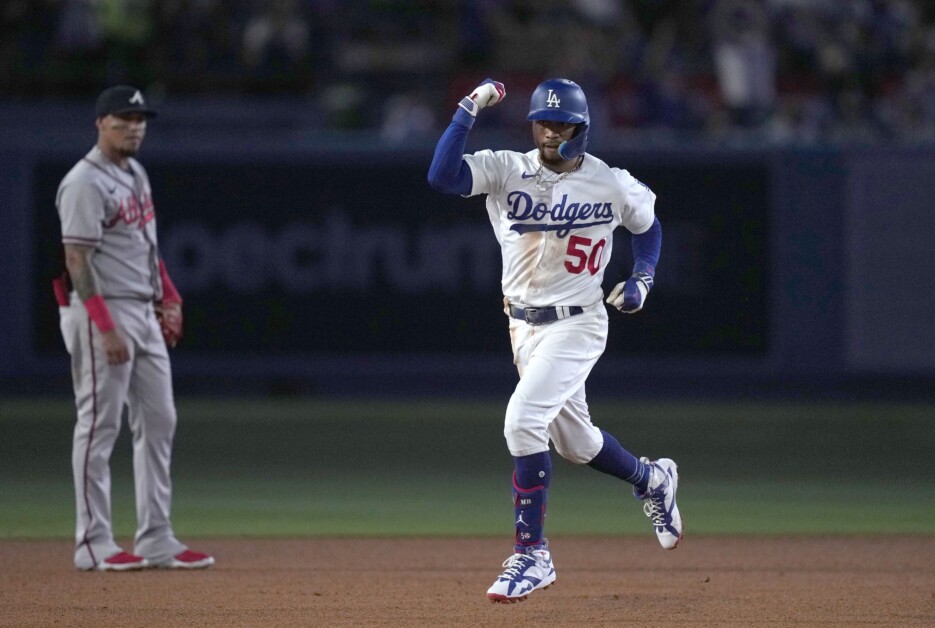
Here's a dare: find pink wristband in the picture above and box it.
[83,295,116,333]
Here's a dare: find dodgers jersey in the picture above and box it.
[464,150,656,307]
[57,146,163,301]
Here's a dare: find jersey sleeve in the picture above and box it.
[463,149,507,198]
[57,176,106,247]
[427,113,474,196]
[614,168,656,234]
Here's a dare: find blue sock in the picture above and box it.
[513,452,551,551]
[587,429,651,492]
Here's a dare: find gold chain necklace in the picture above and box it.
[532,154,583,191]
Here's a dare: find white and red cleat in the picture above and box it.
[87,551,149,572]
[156,549,215,570]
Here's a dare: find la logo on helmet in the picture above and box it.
[546,90,561,108]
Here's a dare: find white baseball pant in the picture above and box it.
[503,302,607,463]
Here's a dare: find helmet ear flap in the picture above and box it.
[528,78,589,159]
[557,123,589,160]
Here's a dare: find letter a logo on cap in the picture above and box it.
[130,90,144,105]
[546,89,561,108]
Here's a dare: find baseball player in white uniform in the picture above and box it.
[54,85,213,571]
[428,78,682,603]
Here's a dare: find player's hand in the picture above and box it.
[156,301,183,348]
[458,78,505,117]
[607,272,654,314]
[101,329,131,364]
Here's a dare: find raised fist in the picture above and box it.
[458,78,506,117]
[607,272,654,314]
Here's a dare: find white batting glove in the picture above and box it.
[458,78,505,117]
[607,272,654,314]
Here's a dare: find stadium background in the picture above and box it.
[1,1,934,543]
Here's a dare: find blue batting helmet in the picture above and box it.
[527,78,589,159]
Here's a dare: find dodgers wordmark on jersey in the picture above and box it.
[463,150,656,308]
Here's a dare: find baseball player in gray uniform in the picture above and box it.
[54,85,213,571]
[429,78,682,602]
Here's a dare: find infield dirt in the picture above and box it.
[2,536,933,626]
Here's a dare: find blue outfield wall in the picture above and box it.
[1,107,933,399]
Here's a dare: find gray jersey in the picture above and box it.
[56,146,163,301]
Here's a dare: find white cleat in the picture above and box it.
[634,457,683,549]
[486,541,556,603]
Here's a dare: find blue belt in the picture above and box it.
[508,304,584,326]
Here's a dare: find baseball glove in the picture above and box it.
[156,301,183,348]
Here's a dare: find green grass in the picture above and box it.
[3,474,931,538]
[2,397,934,538]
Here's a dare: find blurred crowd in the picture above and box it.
[3,0,935,144]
